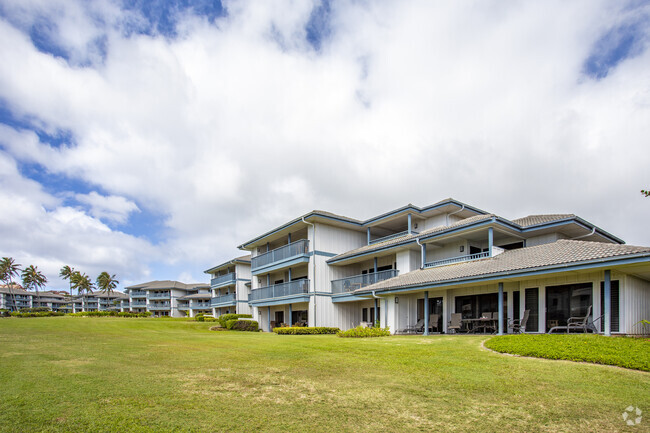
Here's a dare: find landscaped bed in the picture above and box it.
[485,334,650,371]
[1,317,648,432]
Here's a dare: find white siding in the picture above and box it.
[622,275,650,335]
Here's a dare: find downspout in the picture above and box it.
[416,237,425,269]
[572,227,596,240]
[302,216,316,326]
[446,204,465,226]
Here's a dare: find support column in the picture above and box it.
[374,257,378,273]
[367,228,371,245]
[488,227,494,257]
[408,214,412,234]
[267,306,271,332]
[267,274,270,286]
[424,291,429,336]
[421,243,427,268]
[498,282,504,335]
[604,270,611,336]
[384,298,388,330]
[288,268,292,282]
[288,233,291,244]
[374,298,378,325]
[288,304,292,327]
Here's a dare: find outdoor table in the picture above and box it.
[462,318,496,334]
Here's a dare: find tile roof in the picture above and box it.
[511,214,575,227]
[125,281,209,291]
[178,293,212,300]
[355,240,650,293]
[328,214,495,262]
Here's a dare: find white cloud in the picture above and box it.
[0,0,649,286]
[75,191,139,224]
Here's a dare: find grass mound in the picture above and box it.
[485,334,650,371]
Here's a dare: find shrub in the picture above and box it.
[337,326,391,338]
[19,307,51,313]
[195,314,205,322]
[204,317,218,322]
[217,313,252,328]
[68,311,150,318]
[274,327,340,335]
[9,311,65,318]
[225,319,259,331]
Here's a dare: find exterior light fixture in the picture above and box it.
[395,297,399,304]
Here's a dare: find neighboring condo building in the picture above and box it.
[236,198,650,335]
[204,255,252,317]
[124,281,210,318]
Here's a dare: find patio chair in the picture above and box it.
[548,305,593,334]
[428,314,440,333]
[508,309,530,334]
[399,318,424,334]
[448,313,463,334]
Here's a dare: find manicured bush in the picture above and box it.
[204,317,218,322]
[337,326,391,338]
[485,334,650,372]
[274,327,340,335]
[195,314,205,322]
[217,313,252,328]
[68,311,150,318]
[9,311,65,318]
[225,319,259,331]
[19,307,51,313]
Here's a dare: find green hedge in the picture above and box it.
[225,319,259,331]
[10,311,65,318]
[217,314,252,328]
[19,307,52,313]
[68,311,151,318]
[337,326,391,338]
[274,327,340,335]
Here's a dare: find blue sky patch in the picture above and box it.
[121,0,225,37]
[305,0,332,51]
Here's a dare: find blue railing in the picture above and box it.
[251,239,310,270]
[211,272,236,287]
[211,293,236,306]
[131,301,146,307]
[191,302,212,309]
[249,279,310,302]
[147,303,171,310]
[130,290,146,297]
[149,292,170,299]
[369,230,418,245]
[424,251,490,268]
[177,303,189,310]
[331,269,399,294]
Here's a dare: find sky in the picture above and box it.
[0,0,649,291]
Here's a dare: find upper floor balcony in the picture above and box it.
[251,239,310,275]
[248,279,310,305]
[331,269,399,294]
[130,290,146,298]
[211,293,236,307]
[190,301,212,309]
[177,302,189,310]
[148,292,170,299]
[147,303,171,310]
[131,300,146,307]
[211,272,236,289]
[424,251,490,268]
[369,230,418,245]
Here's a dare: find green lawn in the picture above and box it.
[1,317,648,432]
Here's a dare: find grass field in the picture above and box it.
[1,317,649,432]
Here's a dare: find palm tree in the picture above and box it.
[59,265,75,296]
[1,257,21,311]
[71,272,94,312]
[97,272,119,310]
[21,265,48,307]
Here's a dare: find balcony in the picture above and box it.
[369,230,418,245]
[147,303,171,310]
[149,293,170,299]
[177,303,189,310]
[211,293,236,307]
[251,239,310,274]
[331,269,399,294]
[249,279,310,304]
[131,301,147,307]
[130,290,146,297]
[211,272,236,288]
[424,251,490,268]
[191,302,212,309]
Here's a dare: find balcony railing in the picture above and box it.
[131,301,146,307]
[148,293,170,299]
[249,279,309,302]
[211,272,236,287]
[147,303,171,310]
[369,230,418,245]
[251,239,310,270]
[191,302,212,309]
[424,251,490,268]
[211,293,236,306]
[177,303,189,310]
[331,269,399,294]
[130,291,146,297]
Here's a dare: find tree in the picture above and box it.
[0,257,21,311]
[71,272,94,312]
[642,190,650,197]
[96,272,119,308]
[21,265,47,307]
[59,265,75,296]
